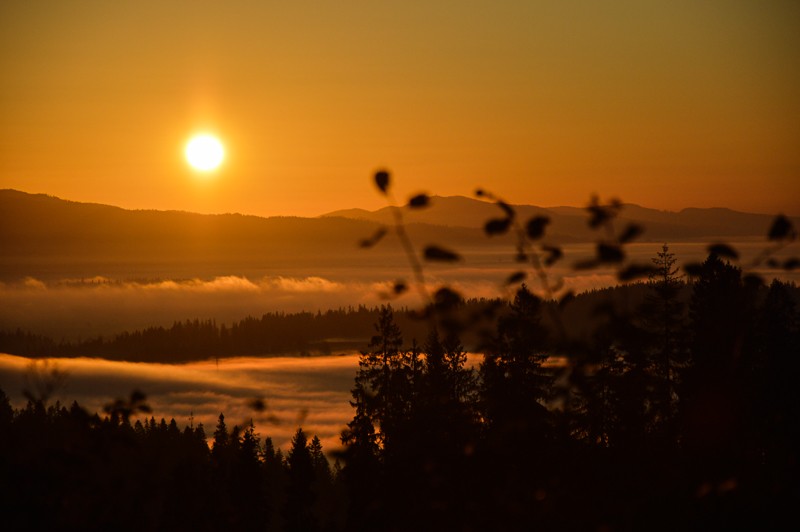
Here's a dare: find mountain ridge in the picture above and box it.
[1,188,793,283]
[322,193,788,239]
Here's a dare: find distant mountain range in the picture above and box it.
[324,195,788,241]
[1,189,792,282]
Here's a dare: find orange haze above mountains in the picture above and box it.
[1,2,799,217]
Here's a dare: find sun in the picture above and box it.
[185,134,225,172]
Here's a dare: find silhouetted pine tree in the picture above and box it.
[341,306,405,531]
[210,413,238,528]
[644,244,687,433]
[211,413,229,460]
[682,253,756,506]
[477,284,553,527]
[309,435,331,484]
[284,428,318,532]
[262,436,288,531]
[480,284,551,439]
[687,254,748,382]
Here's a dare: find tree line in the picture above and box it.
[0,305,405,362]
[0,288,652,363]
[0,389,347,531]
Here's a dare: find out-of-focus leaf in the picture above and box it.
[586,196,611,229]
[618,223,644,244]
[359,227,388,248]
[474,188,485,198]
[683,262,704,276]
[434,287,462,309]
[784,258,800,270]
[130,390,147,404]
[587,205,609,228]
[708,243,739,260]
[618,263,659,281]
[484,217,511,236]
[408,193,430,208]
[497,200,515,219]
[392,280,408,295]
[374,169,390,193]
[103,401,120,415]
[505,271,527,285]
[249,398,267,412]
[768,215,794,241]
[597,243,624,263]
[542,245,563,266]
[424,245,462,262]
[586,196,622,228]
[526,216,550,240]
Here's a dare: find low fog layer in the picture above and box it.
[0,353,359,454]
[1,241,795,340]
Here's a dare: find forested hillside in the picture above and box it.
[0,283,664,362]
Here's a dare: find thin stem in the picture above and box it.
[386,191,430,305]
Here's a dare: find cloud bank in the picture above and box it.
[0,353,359,454]
[2,241,795,340]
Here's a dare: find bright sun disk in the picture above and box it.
[185,134,225,172]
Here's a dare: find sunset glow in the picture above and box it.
[1,2,798,216]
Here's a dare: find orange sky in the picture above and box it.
[1,1,798,217]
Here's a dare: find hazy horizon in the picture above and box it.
[4,186,799,219]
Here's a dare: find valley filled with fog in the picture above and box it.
[2,241,795,339]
